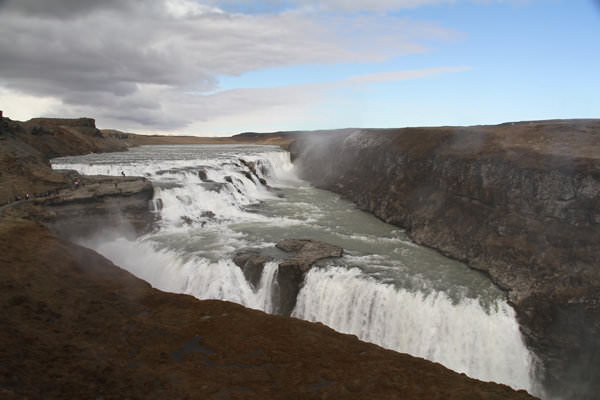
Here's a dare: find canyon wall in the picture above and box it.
[290,120,600,400]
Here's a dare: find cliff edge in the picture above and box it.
[290,120,600,400]
[0,116,128,205]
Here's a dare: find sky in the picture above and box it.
[0,0,598,136]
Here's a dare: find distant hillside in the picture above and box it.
[0,116,127,204]
[102,129,295,148]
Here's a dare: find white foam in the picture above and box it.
[292,266,534,392]
[81,235,279,312]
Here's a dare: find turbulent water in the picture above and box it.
[52,144,537,393]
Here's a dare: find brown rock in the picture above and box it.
[275,239,343,316]
[277,239,343,273]
[233,249,273,288]
[38,175,156,238]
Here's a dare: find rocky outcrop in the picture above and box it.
[276,239,343,315]
[0,217,537,399]
[0,115,155,237]
[20,117,127,159]
[233,239,343,315]
[240,159,268,186]
[233,249,273,288]
[289,120,600,400]
[277,239,344,272]
[36,174,155,238]
[0,116,129,205]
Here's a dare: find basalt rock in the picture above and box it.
[0,116,129,205]
[233,239,343,316]
[197,168,208,181]
[199,181,226,193]
[276,239,343,316]
[289,120,600,400]
[240,159,268,186]
[277,239,344,273]
[233,249,273,288]
[37,175,155,239]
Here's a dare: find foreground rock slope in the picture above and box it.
[289,120,600,400]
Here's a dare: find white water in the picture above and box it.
[294,266,531,389]
[52,145,538,394]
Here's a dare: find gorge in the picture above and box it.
[2,115,598,399]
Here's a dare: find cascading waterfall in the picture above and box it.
[81,235,281,313]
[52,144,538,395]
[293,266,532,390]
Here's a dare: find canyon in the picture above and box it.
[3,114,598,398]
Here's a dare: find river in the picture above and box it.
[52,144,538,394]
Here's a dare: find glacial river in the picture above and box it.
[52,144,537,394]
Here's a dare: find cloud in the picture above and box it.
[345,66,470,85]
[206,0,512,13]
[146,65,470,135]
[0,0,461,132]
[0,88,62,121]
[0,0,137,17]
[289,0,456,11]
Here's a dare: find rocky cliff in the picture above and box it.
[0,116,128,205]
[289,120,600,400]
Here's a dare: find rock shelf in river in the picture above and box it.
[233,239,344,316]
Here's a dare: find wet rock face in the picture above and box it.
[276,239,343,315]
[240,159,268,186]
[39,175,155,239]
[290,121,600,400]
[233,239,343,316]
[277,239,344,273]
[233,249,273,288]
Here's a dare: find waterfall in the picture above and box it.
[80,235,281,313]
[52,144,538,395]
[292,266,533,391]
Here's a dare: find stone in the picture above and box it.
[232,239,343,316]
[275,239,343,315]
[35,175,155,238]
[197,168,208,181]
[232,249,273,288]
[277,239,343,273]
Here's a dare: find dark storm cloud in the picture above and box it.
[0,0,457,130]
[0,0,141,18]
